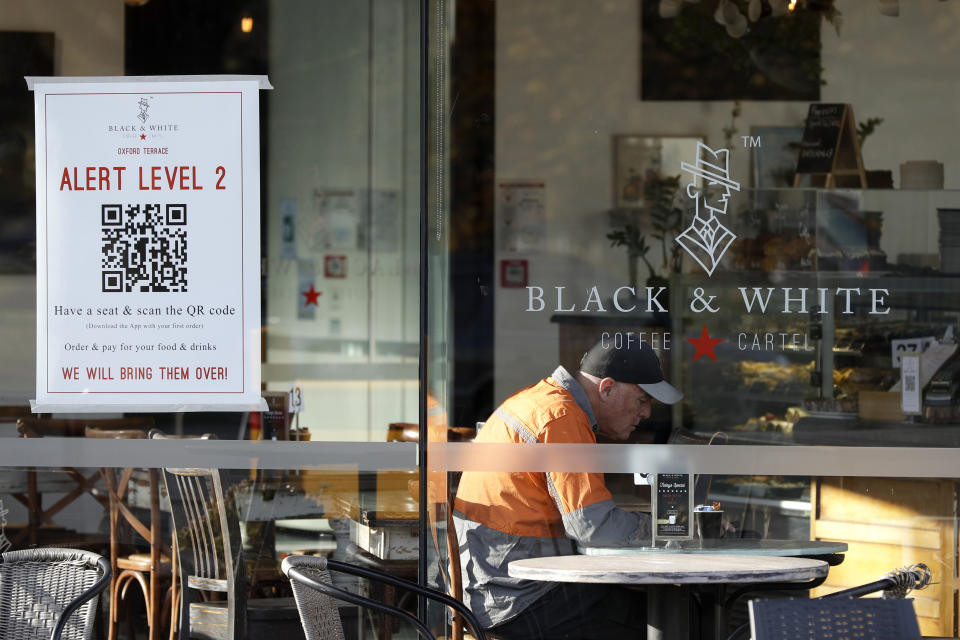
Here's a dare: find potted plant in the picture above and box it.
[858,117,892,188]
[607,213,657,294]
[607,174,685,292]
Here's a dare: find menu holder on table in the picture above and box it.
[652,473,694,545]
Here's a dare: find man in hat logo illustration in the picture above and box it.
[676,142,740,276]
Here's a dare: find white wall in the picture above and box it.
[265,0,420,441]
[493,1,960,401]
[821,3,960,186]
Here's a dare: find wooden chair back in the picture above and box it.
[10,417,154,547]
[17,417,155,438]
[387,423,477,443]
[85,426,170,640]
[386,422,418,442]
[84,427,162,562]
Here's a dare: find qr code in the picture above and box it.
[101,204,187,292]
[904,375,916,392]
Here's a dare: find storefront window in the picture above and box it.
[4,1,960,638]
[0,2,422,639]
[426,2,960,638]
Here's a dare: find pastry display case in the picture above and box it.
[670,188,960,445]
[667,188,960,635]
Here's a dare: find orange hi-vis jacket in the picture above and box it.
[453,366,649,629]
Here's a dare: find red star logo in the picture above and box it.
[301,284,322,306]
[140,134,146,140]
[685,325,723,362]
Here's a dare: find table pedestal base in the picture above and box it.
[647,585,690,640]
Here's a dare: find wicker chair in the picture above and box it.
[749,597,921,640]
[281,555,487,640]
[729,563,933,640]
[0,547,111,640]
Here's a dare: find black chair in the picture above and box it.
[0,547,112,640]
[749,597,920,640]
[281,554,488,640]
[728,563,932,640]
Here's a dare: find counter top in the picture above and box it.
[688,419,960,448]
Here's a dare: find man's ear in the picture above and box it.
[597,377,616,399]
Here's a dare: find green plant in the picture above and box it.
[647,175,685,273]
[607,175,686,287]
[857,117,884,149]
[607,221,656,288]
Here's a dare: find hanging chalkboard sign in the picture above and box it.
[652,473,693,541]
[794,103,867,188]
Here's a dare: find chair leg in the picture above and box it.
[149,571,161,640]
[168,550,180,640]
[108,571,121,640]
[160,584,174,640]
[381,584,395,640]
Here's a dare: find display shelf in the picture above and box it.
[693,391,808,406]
[670,267,960,438]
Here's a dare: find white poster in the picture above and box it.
[29,76,270,412]
[498,181,546,252]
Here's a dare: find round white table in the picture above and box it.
[578,538,848,557]
[509,553,831,640]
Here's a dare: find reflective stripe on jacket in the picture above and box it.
[453,366,650,628]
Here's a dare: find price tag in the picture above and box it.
[288,384,304,413]
[891,336,934,368]
[900,354,922,415]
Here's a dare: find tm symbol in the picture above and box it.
[742,135,761,148]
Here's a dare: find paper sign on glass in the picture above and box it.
[29,76,270,412]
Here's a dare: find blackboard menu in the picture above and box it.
[653,473,693,540]
[795,103,846,175]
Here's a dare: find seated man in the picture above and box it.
[454,337,682,640]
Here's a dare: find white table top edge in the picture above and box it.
[578,539,848,556]
[508,553,830,585]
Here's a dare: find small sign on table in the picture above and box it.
[652,473,694,543]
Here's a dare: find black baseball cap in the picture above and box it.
[579,337,683,405]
